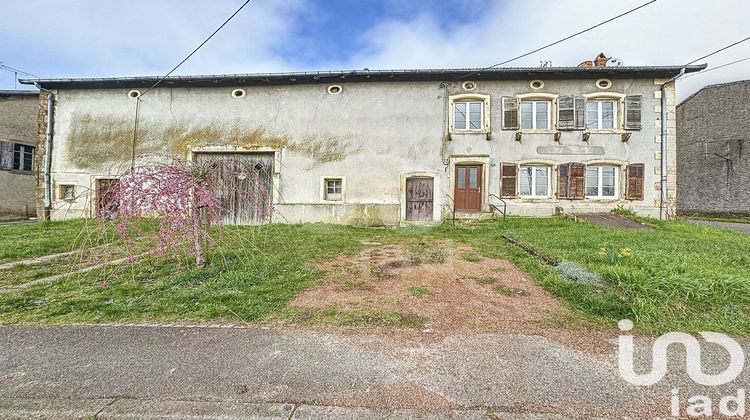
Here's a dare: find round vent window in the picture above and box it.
[461,81,477,91]
[327,85,343,94]
[232,88,246,98]
[128,90,141,99]
[596,79,612,89]
[529,80,544,89]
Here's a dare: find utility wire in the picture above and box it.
[139,0,253,98]
[456,0,657,80]
[0,62,39,78]
[684,36,750,65]
[131,0,254,168]
[681,56,750,80]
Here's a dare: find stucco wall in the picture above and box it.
[0,92,38,217]
[676,81,750,216]
[45,77,672,224]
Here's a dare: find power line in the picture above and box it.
[139,0,253,98]
[0,63,39,78]
[456,0,657,80]
[684,36,750,65]
[681,57,750,80]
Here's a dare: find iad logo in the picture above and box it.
[617,319,747,417]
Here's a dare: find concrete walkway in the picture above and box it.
[689,219,750,234]
[0,325,747,419]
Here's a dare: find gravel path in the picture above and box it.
[2,325,746,418]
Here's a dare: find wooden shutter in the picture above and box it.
[557,96,585,130]
[500,162,518,198]
[574,96,586,130]
[569,163,586,200]
[557,163,570,199]
[624,95,642,130]
[626,163,645,200]
[501,97,519,130]
[0,141,12,170]
[557,96,575,130]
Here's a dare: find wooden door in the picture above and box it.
[95,178,120,217]
[454,164,482,212]
[405,177,434,221]
[194,152,274,225]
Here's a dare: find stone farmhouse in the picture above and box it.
[22,62,704,225]
[676,79,750,217]
[0,90,39,217]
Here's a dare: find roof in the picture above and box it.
[0,90,39,97]
[677,79,750,108]
[19,65,706,89]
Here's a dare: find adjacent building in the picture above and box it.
[22,63,702,225]
[0,90,39,218]
[676,80,750,217]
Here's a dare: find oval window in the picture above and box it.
[327,85,343,94]
[462,81,477,91]
[128,90,141,99]
[596,79,612,89]
[231,88,246,98]
[529,80,544,89]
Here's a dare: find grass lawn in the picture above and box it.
[0,217,748,335]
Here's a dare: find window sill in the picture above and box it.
[2,168,34,175]
[585,198,620,202]
[584,129,626,135]
[518,129,557,135]
[449,129,489,135]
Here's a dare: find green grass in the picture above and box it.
[1,217,749,335]
[0,219,102,264]
[409,286,432,297]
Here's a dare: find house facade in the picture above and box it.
[0,90,39,217]
[23,65,701,225]
[676,80,750,217]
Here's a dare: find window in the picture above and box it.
[520,100,550,130]
[453,101,483,130]
[60,184,76,201]
[585,100,617,130]
[586,165,618,198]
[324,178,342,201]
[13,144,34,171]
[519,166,550,198]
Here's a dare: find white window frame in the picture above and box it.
[448,94,491,133]
[520,100,552,130]
[586,99,618,130]
[585,165,618,199]
[321,176,345,202]
[12,144,34,172]
[518,165,551,198]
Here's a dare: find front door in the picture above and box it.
[454,164,482,212]
[405,177,434,221]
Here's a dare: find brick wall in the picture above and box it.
[676,80,750,215]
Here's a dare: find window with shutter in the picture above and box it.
[624,95,642,130]
[500,162,518,198]
[501,97,519,130]
[574,96,586,130]
[626,163,645,200]
[557,96,586,130]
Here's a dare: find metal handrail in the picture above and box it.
[444,194,456,226]
[488,193,507,221]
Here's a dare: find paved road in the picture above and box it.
[0,325,747,419]
[690,220,750,234]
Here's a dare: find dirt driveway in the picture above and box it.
[290,241,612,352]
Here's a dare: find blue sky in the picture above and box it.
[1,0,749,100]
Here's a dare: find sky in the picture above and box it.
[1,0,749,101]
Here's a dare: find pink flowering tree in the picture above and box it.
[97,156,272,268]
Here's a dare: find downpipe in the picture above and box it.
[35,83,54,220]
[659,68,685,220]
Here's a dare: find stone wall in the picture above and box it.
[0,91,38,217]
[676,80,750,216]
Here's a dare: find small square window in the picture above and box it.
[60,184,76,201]
[12,144,34,171]
[324,178,343,201]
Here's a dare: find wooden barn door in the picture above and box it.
[405,177,434,221]
[194,152,274,225]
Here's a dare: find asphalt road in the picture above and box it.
[0,325,747,419]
